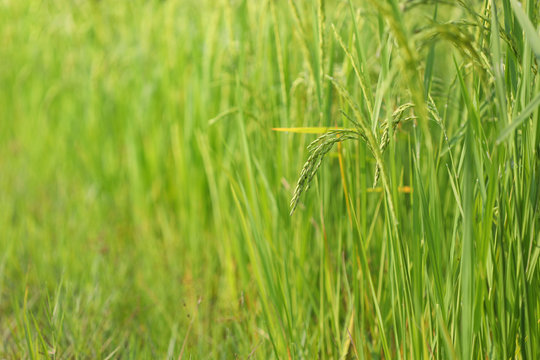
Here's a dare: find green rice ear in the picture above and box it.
[289,130,360,215]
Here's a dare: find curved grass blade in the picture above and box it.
[497,90,540,143]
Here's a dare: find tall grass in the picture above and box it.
[0,0,538,358]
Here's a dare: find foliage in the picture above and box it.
[0,0,539,358]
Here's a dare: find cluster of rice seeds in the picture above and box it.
[416,22,493,82]
[373,103,415,187]
[372,97,447,187]
[290,130,360,214]
[426,95,446,135]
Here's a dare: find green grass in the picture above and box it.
[0,0,539,358]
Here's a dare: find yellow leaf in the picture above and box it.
[272,127,353,134]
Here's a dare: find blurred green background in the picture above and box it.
[1,0,539,358]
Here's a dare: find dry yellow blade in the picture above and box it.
[272,127,353,134]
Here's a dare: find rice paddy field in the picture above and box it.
[1,0,539,358]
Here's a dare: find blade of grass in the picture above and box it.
[497,90,540,142]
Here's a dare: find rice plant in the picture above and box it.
[0,0,538,358]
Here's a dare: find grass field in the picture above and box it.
[1,0,539,358]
